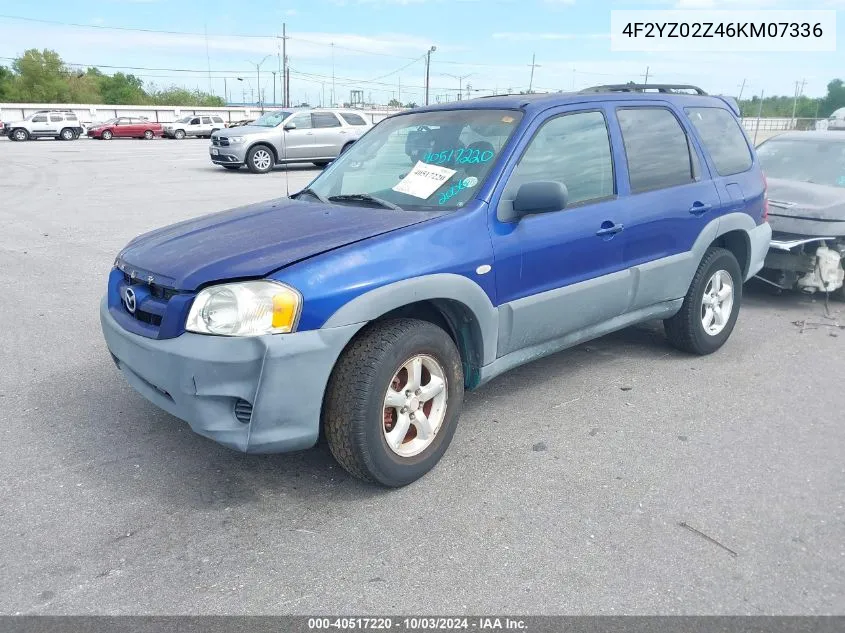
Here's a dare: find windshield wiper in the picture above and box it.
[328,194,402,210]
[294,187,329,204]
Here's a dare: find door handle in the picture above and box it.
[596,222,624,237]
[689,202,712,215]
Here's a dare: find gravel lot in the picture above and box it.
[1,136,843,616]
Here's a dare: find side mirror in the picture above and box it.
[512,181,569,218]
[283,122,297,131]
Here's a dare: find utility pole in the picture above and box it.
[286,64,290,107]
[281,23,288,108]
[425,45,436,105]
[398,76,401,106]
[204,23,212,95]
[572,68,576,91]
[754,89,765,145]
[528,53,540,93]
[331,42,335,107]
[643,66,650,84]
[272,71,277,105]
[790,79,806,129]
[737,78,746,102]
[224,77,228,104]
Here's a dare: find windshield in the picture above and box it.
[174,116,192,123]
[305,109,523,210]
[757,139,845,188]
[97,118,118,126]
[252,110,293,127]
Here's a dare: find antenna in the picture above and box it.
[282,115,290,198]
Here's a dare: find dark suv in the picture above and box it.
[101,84,771,487]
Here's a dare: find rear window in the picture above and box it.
[212,116,224,123]
[685,107,752,176]
[65,114,78,121]
[340,112,367,126]
[617,107,694,193]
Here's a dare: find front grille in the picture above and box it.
[212,137,230,147]
[122,272,177,300]
[234,399,253,424]
[133,310,162,326]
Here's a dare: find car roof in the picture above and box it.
[764,131,845,142]
[408,86,736,117]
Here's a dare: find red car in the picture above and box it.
[88,117,163,140]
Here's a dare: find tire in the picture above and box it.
[664,247,743,355]
[340,142,354,155]
[143,130,154,140]
[60,128,75,141]
[313,160,331,167]
[323,318,464,487]
[222,165,242,171]
[210,128,219,136]
[174,129,186,140]
[11,128,29,142]
[101,130,113,140]
[246,145,275,174]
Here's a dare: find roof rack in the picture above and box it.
[580,83,707,95]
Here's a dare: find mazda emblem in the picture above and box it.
[124,287,137,314]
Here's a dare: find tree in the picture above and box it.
[12,49,70,102]
[404,101,417,108]
[388,98,401,108]
[821,79,845,117]
[96,72,147,105]
[0,65,14,100]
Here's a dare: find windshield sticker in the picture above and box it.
[423,148,495,166]
[463,176,478,188]
[502,116,515,123]
[392,161,456,199]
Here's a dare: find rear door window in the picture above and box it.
[616,107,695,193]
[312,112,341,128]
[201,117,212,124]
[685,106,753,176]
[212,116,224,124]
[49,114,63,123]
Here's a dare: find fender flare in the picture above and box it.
[323,273,500,366]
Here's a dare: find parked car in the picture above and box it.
[162,115,225,139]
[209,108,372,172]
[4,110,84,141]
[101,84,770,486]
[827,107,845,131]
[227,119,255,128]
[88,117,163,140]
[754,131,845,297]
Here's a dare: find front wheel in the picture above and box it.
[101,130,113,140]
[143,130,154,140]
[11,128,29,142]
[174,129,186,140]
[323,319,464,487]
[664,247,742,355]
[246,145,274,173]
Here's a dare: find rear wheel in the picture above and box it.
[11,128,29,142]
[313,160,331,167]
[664,247,742,355]
[246,145,274,173]
[324,318,464,487]
[143,130,154,140]
[101,129,113,140]
[60,128,75,141]
[174,129,186,140]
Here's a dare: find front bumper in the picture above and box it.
[745,221,773,280]
[210,145,247,165]
[100,297,362,454]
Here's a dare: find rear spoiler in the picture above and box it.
[715,95,741,117]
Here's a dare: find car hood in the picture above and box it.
[215,124,272,136]
[767,178,845,221]
[118,198,448,291]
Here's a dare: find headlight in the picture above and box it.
[185,280,301,336]
[228,136,245,144]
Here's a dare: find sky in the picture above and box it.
[1,0,844,106]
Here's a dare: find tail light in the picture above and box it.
[761,171,769,223]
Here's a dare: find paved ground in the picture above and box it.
[0,137,843,616]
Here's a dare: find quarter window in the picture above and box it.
[340,112,367,126]
[502,110,615,215]
[49,115,63,122]
[312,112,341,128]
[685,106,753,176]
[212,116,224,123]
[617,107,695,193]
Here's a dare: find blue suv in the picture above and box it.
[101,84,772,487]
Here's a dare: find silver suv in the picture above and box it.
[162,115,226,139]
[209,108,372,173]
[4,110,84,141]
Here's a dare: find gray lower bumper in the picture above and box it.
[210,146,246,165]
[100,297,361,454]
[746,221,773,281]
